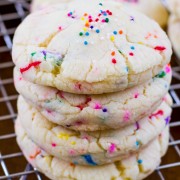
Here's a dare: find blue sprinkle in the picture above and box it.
[96,29,100,33]
[131,46,135,50]
[137,159,143,164]
[84,41,88,45]
[125,67,129,72]
[136,141,140,146]
[82,154,97,166]
[113,31,117,35]
[165,116,171,125]
[102,108,107,112]
[85,32,90,36]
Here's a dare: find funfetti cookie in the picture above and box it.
[31,0,168,27]
[17,95,172,166]
[13,0,172,94]
[14,65,172,131]
[166,0,180,18]
[168,15,180,59]
[15,120,169,180]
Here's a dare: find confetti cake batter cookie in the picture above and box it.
[31,0,168,27]
[17,95,172,165]
[168,15,180,59]
[15,120,169,180]
[14,65,172,131]
[13,0,172,94]
[167,0,180,18]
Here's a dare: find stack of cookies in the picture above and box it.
[167,0,180,60]
[13,0,173,179]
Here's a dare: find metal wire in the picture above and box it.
[0,0,180,179]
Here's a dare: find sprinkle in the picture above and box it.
[96,29,100,33]
[112,58,117,64]
[165,65,171,73]
[58,26,62,31]
[95,18,99,22]
[165,116,171,125]
[71,141,76,145]
[129,52,134,56]
[84,13,88,16]
[69,149,76,155]
[82,154,97,166]
[119,30,123,34]
[134,92,139,98]
[154,46,166,51]
[101,19,105,23]
[29,149,41,159]
[94,103,102,109]
[149,110,164,119]
[99,3,103,6]
[57,133,70,140]
[111,51,115,56]
[130,16,135,21]
[90,26,94,29]
[79,32,83,36]
[84,41,88,45]
[156,71,166,78]
[136,141,140,147]
[70,163,75,167]
[131,46,135,50]
[31,52,36,56]
[137,159,143,164]
[52,143,57,147]
[108,143,116,153]
[85,32,90,36]
[20,61,41,74]
[81,17,85,20]
[123,111,131,122]
[113,31,117,35]
[105,18,109,22]
[110,35,115,42]
[102,108,107,112]
[83,27,87,31]
[136,122,140,130]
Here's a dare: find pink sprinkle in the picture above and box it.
[58,26,62,31]
[123,111,131,122]
[134,92,139,98]
[46,109,52,114]
[52,143,57,147]
[165,66,171,73]
[108,143,116,153]
[101,19,105,23]
[74,83,82,90]
[94,103,102,109]
[19,77,22,81]
[69,149,75,155]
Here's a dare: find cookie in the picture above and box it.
[14,65,172,131]
[168,15,180,59]
[31,0,168,27]
[15,120,169,180]
[166,0,180,18]
[17,95,172,165]
[12,0,172,94]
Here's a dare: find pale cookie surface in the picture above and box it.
[167,0,180,18]
[15,120,169,180]
[17,95,172,165]
[14,65,172,131]
[13,0,172,94]
[31,0,168,27]
[168,15,180,59]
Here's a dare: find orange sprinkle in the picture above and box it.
[111,51,115,56]
[84,13,88,16]
[70,163,75,167]
[85,23,89,27]
[119,30,123,34]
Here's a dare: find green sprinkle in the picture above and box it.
[105,18,109,23]
[79,32,83,36]
[99,3,103,6]
[118,50,123,54]
[156,71,166,78]
[31,52,36,56]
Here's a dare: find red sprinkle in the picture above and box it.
[76,97,92,111]
[52,143,57,147]
[20,61,41,74]
[112,58,117,64]
[95,18,99,22]
[129,52,134,56]
[149,110,164,119]
[154,46,166,51]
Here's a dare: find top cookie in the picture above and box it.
[13,0,172,94]
[31,0,168,27]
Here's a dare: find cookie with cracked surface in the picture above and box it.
[15,119,169,180]
[168,15,180,59]
[166,0,180,18]
[14,65,172,131]
[17,95,172,165]
[31,0,168,27]
[13,0,172,94]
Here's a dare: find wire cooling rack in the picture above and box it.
[0,0,180,179]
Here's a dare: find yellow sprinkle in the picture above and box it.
[57,133,70,140]
[71,141,76,145]
[110,35,115,42]
[138,42,143,44]
[81,17,85,20]
[83,27,87,32]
